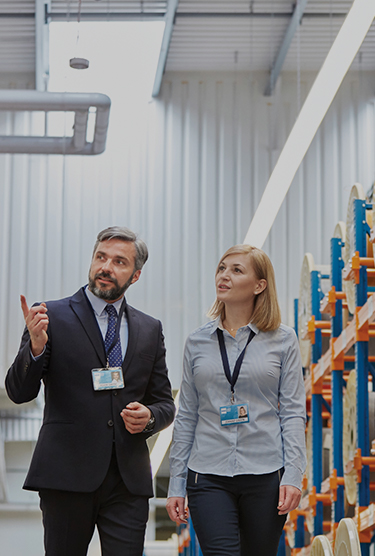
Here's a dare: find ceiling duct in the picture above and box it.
[0,90,111,155]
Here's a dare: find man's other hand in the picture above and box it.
[120,402,151,434]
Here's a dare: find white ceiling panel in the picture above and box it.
[0,1,373,87]
[165,0,374,73]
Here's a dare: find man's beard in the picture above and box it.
[88,270,135,301]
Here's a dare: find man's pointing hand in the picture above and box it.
[20,295,49,357]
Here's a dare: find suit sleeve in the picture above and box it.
[5,325,50,404]
[142,321,175,434]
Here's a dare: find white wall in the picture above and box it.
[0,70,374,389]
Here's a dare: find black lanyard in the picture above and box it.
[106,298,127,357]
[217,328,255,403]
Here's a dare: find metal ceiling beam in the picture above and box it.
[35,0,50,91]
[152,0,179,97]
[45,12,165,22]
[41,12,347,21]
[264,0,309,96]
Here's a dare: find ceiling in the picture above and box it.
[0,1,374,89]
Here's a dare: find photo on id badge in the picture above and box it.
[92,368,125,390]
[220,402,249,426]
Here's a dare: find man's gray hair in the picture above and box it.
[93,226,148,271]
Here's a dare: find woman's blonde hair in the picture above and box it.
[207,244,281,332]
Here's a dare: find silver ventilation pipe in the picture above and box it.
[0,91,111,155]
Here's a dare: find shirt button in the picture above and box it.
[108,420,114,427]
[113,391,118,396]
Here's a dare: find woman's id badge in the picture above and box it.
[220,402,249,426]
[91,367,124,391]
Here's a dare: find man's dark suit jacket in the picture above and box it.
[5,287,175,498]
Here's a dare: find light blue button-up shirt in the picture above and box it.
[168,318,306,498]
[85,287,129,361]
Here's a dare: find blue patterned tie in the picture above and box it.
[104,305,122,367]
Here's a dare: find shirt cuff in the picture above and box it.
[280,466,303,491]
[167,476,187,498]
[30,345,46,361]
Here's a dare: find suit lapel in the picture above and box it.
[123,304,139,372]
[70,288,107,365]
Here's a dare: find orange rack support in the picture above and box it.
[329,469,345,502]
[309,486,331,516]
[356,505,374,543]
[343,252,375,286]
[306,315,331,345]
[320,286,347,317]
[354,448,375,484]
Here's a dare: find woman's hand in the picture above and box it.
[277,485,301,515]
[166,497,188,524]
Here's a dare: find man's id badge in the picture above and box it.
[220,402,249,426]
[91,367,124,391]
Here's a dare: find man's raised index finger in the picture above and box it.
[20,295,29,320]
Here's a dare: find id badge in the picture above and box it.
[91,367,124,391]
[220,402,249,426]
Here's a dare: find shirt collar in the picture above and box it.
[84,286,125,317]
[209,316,259,336]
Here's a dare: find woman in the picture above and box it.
[166,245,306,556]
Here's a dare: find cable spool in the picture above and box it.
[285,520,296,549]
[343,370,375,505]
[306,422,332,492]
[333,221,346,241]
[323,428,333,482]
[343,183,374,314]
[343,371,357,505]
[334,518,361,556]
[311,534,333,555]
[305,507,315,535]
[298,253,330,368]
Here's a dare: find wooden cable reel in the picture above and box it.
[343,371,357,505]
[343,370,375,505]
[305,507,315,535]
[333,221,346,242]
[306,421,332,494]
[298,253,330,368]
[285,519,296,549]
[334,518,361,556]
[343,183,374,314]
[311,534,333,556]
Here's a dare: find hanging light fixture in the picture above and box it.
[70,0,89,69]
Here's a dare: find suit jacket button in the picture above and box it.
[108,420,114,427]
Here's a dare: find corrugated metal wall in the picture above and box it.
[0,69,374,388]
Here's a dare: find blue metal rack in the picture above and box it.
[354,199,372,556]
[299,196,375,553]
[330,236,345,526]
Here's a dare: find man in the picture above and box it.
[6,226,175,556]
